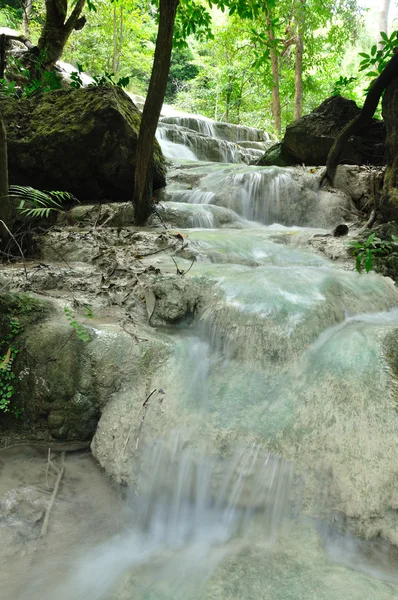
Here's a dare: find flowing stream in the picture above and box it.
[3,113,398,600]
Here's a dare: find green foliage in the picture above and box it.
[165,46,199,103]
[358,31,398,80]
[64,306,94,343]
[332,76,357,97]
[11,186,77,219]
[0,0,368,133]
[68,62,132,89]
[0,3,22,28]
[349,233,398,274]
[173,0,363,132]
[0,52,63,98]
[0,77,18,97]
[63,0,157,94]
[173,0,214,48]
[0,315,22,413]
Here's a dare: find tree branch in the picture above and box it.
[64,0,86,33]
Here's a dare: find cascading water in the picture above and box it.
[155,112,272,163]
[5,103,398,600]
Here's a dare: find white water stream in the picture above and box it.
[3,112,398,600]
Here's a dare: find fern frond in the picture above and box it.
[9,186,78,219]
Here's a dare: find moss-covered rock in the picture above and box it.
[255,142,294,167]
[0,85,166,202]
[0,291,173,443]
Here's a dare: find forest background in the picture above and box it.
[0,0,395,136]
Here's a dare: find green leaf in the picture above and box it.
[356,251,364,273]
[364,249,373,273]
[371,45,377,56]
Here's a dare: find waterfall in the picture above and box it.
[161,165,300,225]
[155,113,273,163]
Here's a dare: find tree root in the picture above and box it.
[365,209,377,229]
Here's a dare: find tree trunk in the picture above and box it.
[0,110,15,243]
[112,4,117,73]
[324,53,398,187]
[378,0,391,48]
[22,0,33,38]
[293,0,305,120]
[294,34,303,119]
[117,6,123,73]
[132,0,179,225]
[37,0,86,69]
[0,34,6,79]
[266,10,281,135]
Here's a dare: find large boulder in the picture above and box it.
[257,95,386,167]
[0,86,166,202]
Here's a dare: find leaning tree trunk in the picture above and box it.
[0,111,15,243]
[380,74,398,221]
[133,0,180,225]
[324,52,398,187]
[37,0,86,70]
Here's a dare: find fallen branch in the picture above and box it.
[39,451,65,540]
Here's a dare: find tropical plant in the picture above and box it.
[349,233,398,273]
[11,186,77,218]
